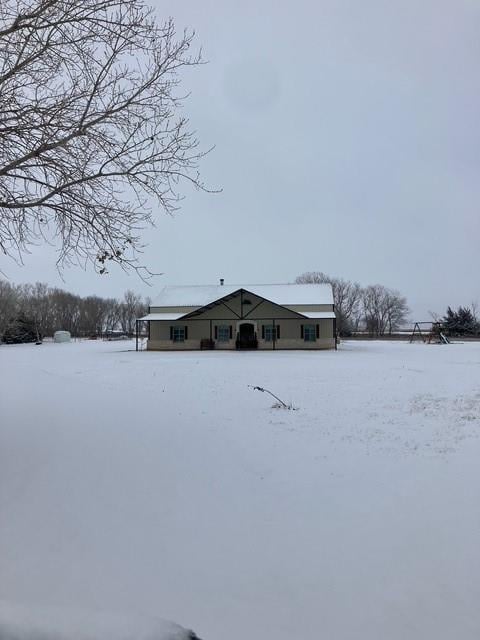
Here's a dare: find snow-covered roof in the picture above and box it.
[140,310,336,321]
[301,311,336,319]
[151,284,333,308]
[138,313,185,321]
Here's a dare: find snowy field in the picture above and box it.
[1,339,480,639]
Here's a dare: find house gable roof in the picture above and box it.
[151,283,333,308]
[181,288,307,320]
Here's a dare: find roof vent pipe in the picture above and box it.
[220,278,224,286]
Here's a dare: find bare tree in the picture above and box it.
[0,0,208,275]
[18,281,51,341]
[118,289,145,335]
[295,271,362,335]
[48,287,82,335]
[362,285,386,336]
[103,297,122,334]
[362,284,409,336]
[385,291,409,335]
[79,295,111,336]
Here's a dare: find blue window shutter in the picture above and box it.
[229,325,233,339]
[277,325,280,339]
[214,326,218,339]
[301,324,304,339]
[170,326,173,340]
[262,325,265,339]
[184,326,188,340]
[316,324,320,339]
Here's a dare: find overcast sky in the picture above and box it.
[3,0,480,319]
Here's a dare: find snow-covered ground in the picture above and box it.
[1,340,480,639]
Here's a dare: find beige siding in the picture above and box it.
[148,319,236,351]
[149,320,211,341]
[147,318,335,351]
[193,293,303,321]
[243,299,303,320]
[273,318,334,339]
[256,319,334,350]
[184,300,241,320]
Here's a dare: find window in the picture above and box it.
[217,325,231,342]
[303,324,316,342]
[171,326,186,342]
[263,324,280,341]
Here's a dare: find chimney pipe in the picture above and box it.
[219,278,224,286]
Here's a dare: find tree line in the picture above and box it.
[0,279,149,342]
[295,272,410,336]
[2,274,477,343]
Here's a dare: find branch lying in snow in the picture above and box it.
[248,385,298,410]
[0,600,202,640]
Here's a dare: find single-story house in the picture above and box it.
[137,281,336,351]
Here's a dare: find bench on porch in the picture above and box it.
[200,338,215,350]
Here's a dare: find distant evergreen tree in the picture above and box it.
[2,313,39,344]
[443,307,457,334]
[443,306,479,335]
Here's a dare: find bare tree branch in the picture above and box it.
[0,0,211,276]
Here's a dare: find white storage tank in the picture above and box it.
[53,330,71,343]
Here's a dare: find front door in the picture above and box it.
[236,323,258,349]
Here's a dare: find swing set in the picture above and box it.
[409,321,450,344]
